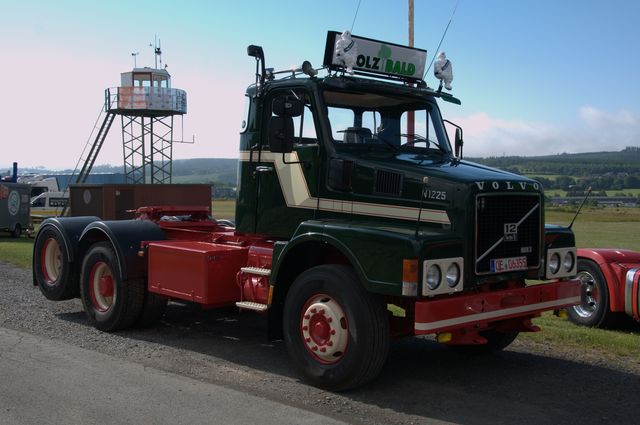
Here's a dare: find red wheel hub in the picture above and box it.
[300,295,348,364]
[98,275,114,297]
[308,312,332,346]
[89,261,115,313]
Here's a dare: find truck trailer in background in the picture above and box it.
[0,182,31,237]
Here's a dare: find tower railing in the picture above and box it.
[105,87,187,114]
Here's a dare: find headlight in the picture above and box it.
[563,251,575,272]
[426,265,441,290]
[548,253,560,274]
[446,263,460,287]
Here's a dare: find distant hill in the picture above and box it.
[6,146,640,191]
[171,158,238,186]
[468,146,640,190]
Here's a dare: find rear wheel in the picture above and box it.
[33,226,79,300]
[568,259,616,327]
[80,242,144,332]
[283,265,389,391]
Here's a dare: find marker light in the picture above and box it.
[402,259,419,296]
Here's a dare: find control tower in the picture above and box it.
[70,45,187,186]
[106,67,187,183]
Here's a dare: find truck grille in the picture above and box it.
[475,194,541,275]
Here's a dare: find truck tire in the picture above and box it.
[80,242,144,332]
[283,265,389,391]
[33,226,79,301]
[568,259,616,328]
[136,287,168,328]
[10,224,21,238]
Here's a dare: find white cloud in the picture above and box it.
[448,107,640,157]
[579,106,640,128]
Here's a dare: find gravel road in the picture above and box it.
[1,261,639,425]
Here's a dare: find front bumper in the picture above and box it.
[414,279,581,334]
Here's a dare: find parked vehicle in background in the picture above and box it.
[30,191,68,220]
[569,249,640,327]
[0,182,31,237]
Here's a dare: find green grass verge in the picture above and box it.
[0,236,33,269]
[546,208,640,251]
[211,199,236,220]
[521,312,640,362]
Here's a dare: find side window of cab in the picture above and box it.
[264,89,318,147]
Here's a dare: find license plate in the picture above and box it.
[490,256,528,273]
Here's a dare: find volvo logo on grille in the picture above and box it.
[504,223,518,241]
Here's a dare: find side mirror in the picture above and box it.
[268,116,294,153]
[272,97,303,117]
[454,127,463,158]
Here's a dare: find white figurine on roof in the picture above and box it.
[434,51,453,91]
[334,30,358,74]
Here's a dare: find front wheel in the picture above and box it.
[11,224,21,238]
[283,265,389,391]
[568,259,616,327]
[80,242,144,332]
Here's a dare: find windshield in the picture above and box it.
[323,89,451,155]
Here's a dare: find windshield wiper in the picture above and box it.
[376,135,399,152]
[399,134,447,154]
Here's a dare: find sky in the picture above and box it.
[1,0,639,170]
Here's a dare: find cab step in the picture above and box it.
[235,301,269,312]
[240,267,271,276]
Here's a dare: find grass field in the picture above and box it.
[211,199,235,220]
[2,204,638,357]
[546,207,640,251]
[521,312,640,362]
[545,189,640,197]
[0,235,33,269]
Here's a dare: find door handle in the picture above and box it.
[255,166,273,173]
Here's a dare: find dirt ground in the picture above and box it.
[1,261,638,425]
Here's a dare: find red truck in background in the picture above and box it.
[570,249,640,327]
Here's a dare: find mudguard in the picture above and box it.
[79,220,166,280]
[32,216,101,285]
[577,248,640,314]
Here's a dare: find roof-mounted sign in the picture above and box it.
[323,31,427,81]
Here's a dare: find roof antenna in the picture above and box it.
[350,0,362,32]
[151,35,162,69]
[569,187,592,229]
[424,0,460,79]
[131,52,139,68]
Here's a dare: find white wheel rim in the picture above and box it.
[301,295,349,363]
[42,238,63,284]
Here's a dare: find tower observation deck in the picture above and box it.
[105,67,187,184]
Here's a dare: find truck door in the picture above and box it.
[255,89,321,237]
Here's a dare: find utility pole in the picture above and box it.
[407,0,415,138]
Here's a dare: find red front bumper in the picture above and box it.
[414,279,581,335]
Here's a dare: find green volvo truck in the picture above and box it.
[32,32,581,391]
